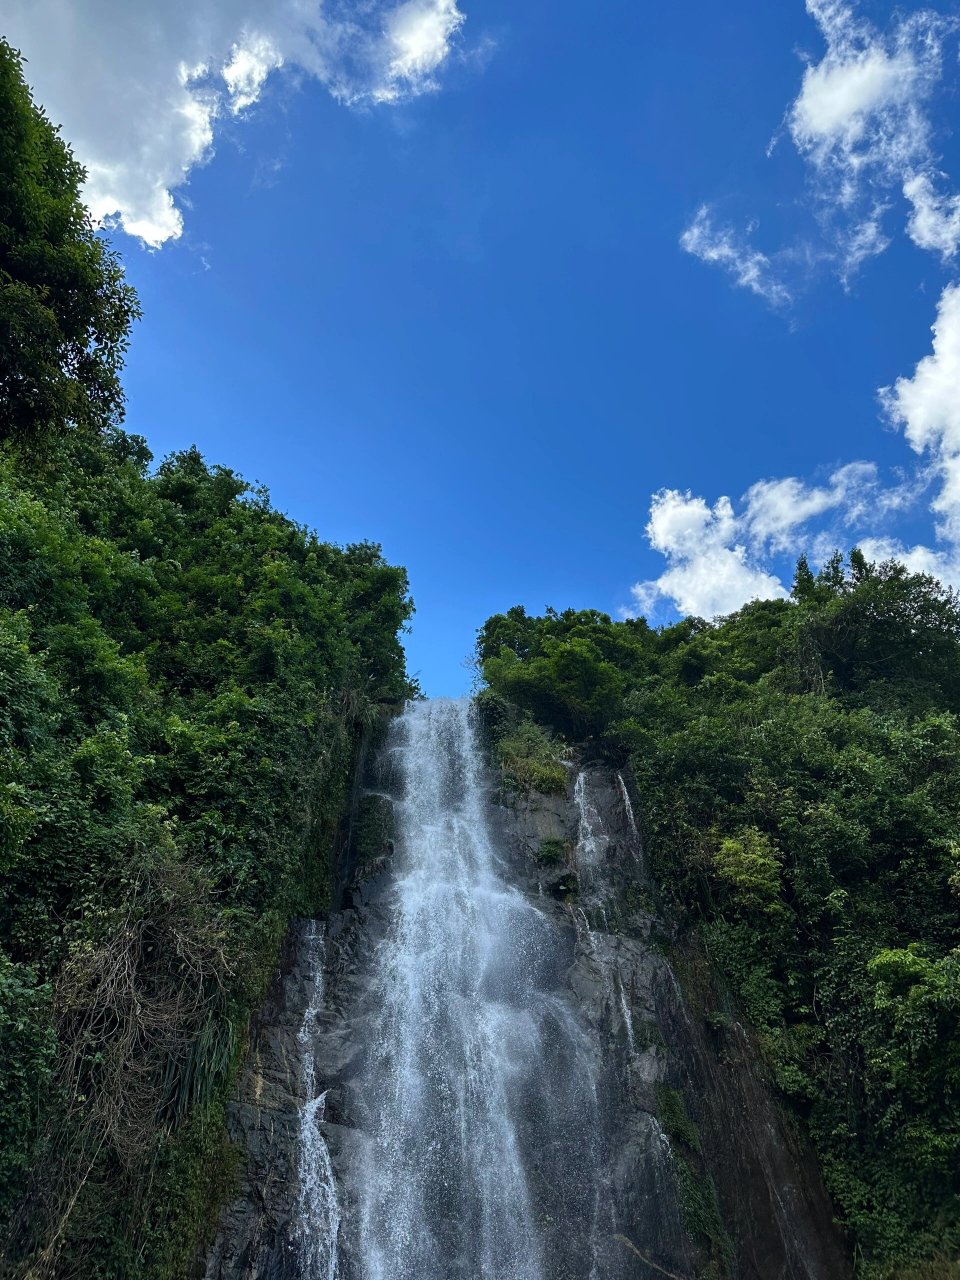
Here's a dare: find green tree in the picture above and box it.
[0,39,139,445]
[479,553,960,1273]
[0,41,414,1278]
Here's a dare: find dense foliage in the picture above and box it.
[0,44,413,1278]
[478,553,960,1278]
[0,39,139,446]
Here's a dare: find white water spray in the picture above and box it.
[358,700,550,1280]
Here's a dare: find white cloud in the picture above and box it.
[632,283,960,623]
[632,286,960,622]
[856,535,958,580]
[374,0,466,102]
[786,0,958,270]
[836,207,890,281]
[685,1,960,297]
[646,4,960,620]
[630,490,788,620]
[681,0,960,298]
[3,0,468,247]
[742,461,879,551]
[881,282,960,550]
[628,460,934,621]
[223,34,285,114]
[680,207,791,306]
[904,172,960,260]
[789,2,941,183]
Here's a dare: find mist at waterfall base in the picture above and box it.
[297,700,609,1280]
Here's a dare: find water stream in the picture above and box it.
[297,923,342,1280]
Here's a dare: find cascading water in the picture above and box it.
[573,769,609,884]
[297,923,342,1280]
[207,699,852,1280]
[572,771,635,1062]
[355,699,602,1280]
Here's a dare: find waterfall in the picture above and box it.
[356,699,600,1280]
[207,700,849,1280]
[573,771,637,1069]
[297,923,341,1280]
[617,977,637,1059]
[573,769,609,877]
[616,772,638,839]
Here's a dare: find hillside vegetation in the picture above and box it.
[0,41,412,1277]
[478,555,960,1278]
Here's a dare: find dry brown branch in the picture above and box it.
[6,860,236,1279]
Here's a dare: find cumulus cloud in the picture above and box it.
[881,282,960,551]
[640,2,960,628]
[629,490,788,620]
[222,34,285,114]
[855,535,958,580]
[628,460,928,620]
[743,461,881,551]
[634,282,960,623]
[679,207,791,307]
[3,0,468,246]
[684,1,960,296]
[789,1,945,185]
[649,2,960,623]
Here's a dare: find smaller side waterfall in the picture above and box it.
[297,923,341,1280]
[617,977,637,1058]
[616,772,639,840]
[573,769,609,877]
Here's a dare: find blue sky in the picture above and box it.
[8,0,960,693]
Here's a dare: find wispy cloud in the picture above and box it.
[222,34,285,114]
[685,1,960,292]
[742,461,885,551]
[3,0,472,247]
[788,2,945,183]
[373,0,466,103]
[904,173,960,260]
[632,294,960,619]
[787,0,958,271]
[629,490,788,621]
[680,207,791,307]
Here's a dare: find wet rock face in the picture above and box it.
[203,928,314,1280]
[495,766,849,1280]
[204,902,386,1280]
[205,754,850,1280]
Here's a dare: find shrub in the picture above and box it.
[495,719,567,795]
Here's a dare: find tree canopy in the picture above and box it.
[0,43,413,1278]
[0,38,139,445]
[479,558,960,1277]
